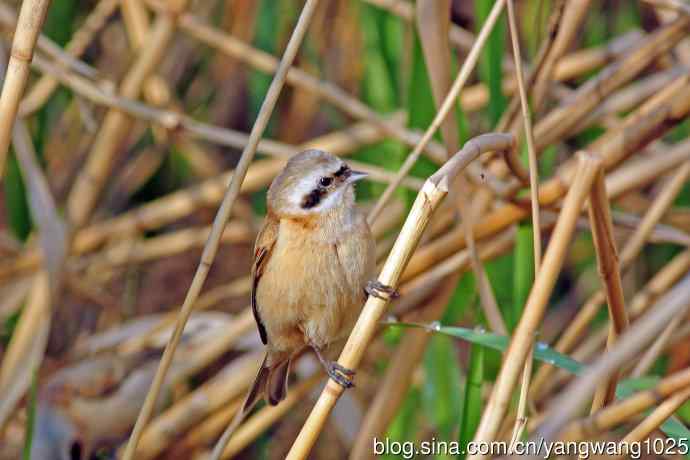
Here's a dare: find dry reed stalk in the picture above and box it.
[19,0,119,116]
[506,0,542,445]
[467,154,601,460]
[0,88,68,427]
[165,3,501,191]
[405,75,690,283]
[460,30,643,114]
[117,287,253,357]
[587,168,629,413]
[537,274,690,443]
[79,222,253,272]
[530,0,591,113]
[552,248,690,396]
[285,133,514,460]
[557,367,690,441]
[631,313,683,377]
[532,16,690,154]
[368,0,507,223]
[66,1,189,227]
[0,278,30,324]
[132,352,261,460]
[173,400,242,455]
[121,2,321,457]
[614,386,690,457]
[0,272,49,429]
[416,0,506,335]
[576,68,684,133]
[0,0,50,179]
[0,119,390,282]
[120,0,173,141]
[531,159,690,398]
[209,374,323,460]
[362,0,474,52]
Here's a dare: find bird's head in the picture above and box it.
[267,149,367,217]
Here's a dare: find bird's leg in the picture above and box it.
[365,280,399,301]
[312,346,355,389]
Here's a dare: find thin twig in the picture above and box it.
[506,0,541,446]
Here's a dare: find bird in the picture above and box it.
[243,149,393,411]
[210,150,399,460]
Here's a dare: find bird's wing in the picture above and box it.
[251,215,279,345]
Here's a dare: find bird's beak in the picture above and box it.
[347,170,368,183]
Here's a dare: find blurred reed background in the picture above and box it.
[0,0,690,459]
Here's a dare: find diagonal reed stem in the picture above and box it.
[285,133,514,460]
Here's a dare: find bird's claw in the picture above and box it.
[365,280,399,301]
[326,361,355,389]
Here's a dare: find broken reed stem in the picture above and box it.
[506,0,541,446]
[367,0,507,223]
[467,153,601,460]
[285,133,514,460]
[121,1,321,458]
[19,0,119,116]
[588,167,629,413]
[558,366,690,441]
[0,0,50,179]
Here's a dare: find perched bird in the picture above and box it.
[244,149,389,411]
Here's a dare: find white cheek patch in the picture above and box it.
[290,173,321,210]
[315,186,344,212]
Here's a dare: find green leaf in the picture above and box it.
[4,152,31,241]
[422,335,463,442]
[22,370,38,460]
[458,342,484,460]
[385,387,422,460]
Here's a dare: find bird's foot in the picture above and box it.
[325,361,355,389]
[365,280,400,301]
[312,346,355,389]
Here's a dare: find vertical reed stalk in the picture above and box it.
[468,153,601,460]
[0,0,51,179]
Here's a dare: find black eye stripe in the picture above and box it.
[334,165,349,177]
[302,187,326,209]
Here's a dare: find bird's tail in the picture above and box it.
[210,353,290,460]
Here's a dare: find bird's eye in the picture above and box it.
[319,177,333,187]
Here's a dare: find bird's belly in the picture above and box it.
[256,232,370,352]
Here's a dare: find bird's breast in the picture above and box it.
[255,216,374,348]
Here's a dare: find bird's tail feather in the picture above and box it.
[210,353,291,460]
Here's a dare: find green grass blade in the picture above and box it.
[458,342,484,460]
[511,225,535,330]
